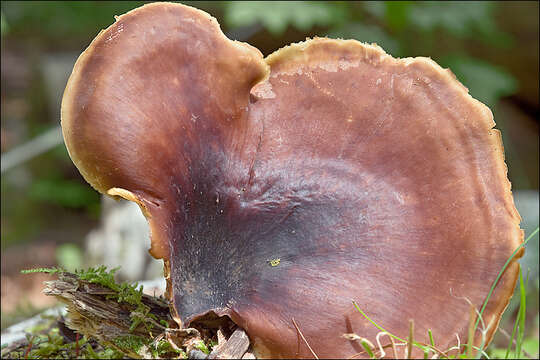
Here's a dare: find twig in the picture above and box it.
[207,328,250,359]
[407,319,414,359]
[376,331,398,359]
[23,336,34,359]
[75,333,80,357]
[292,318,319,359]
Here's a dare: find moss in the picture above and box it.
[20,267,65,275]
[13,266,191,359]
[112,334,148,353]
[111,335,188,358]
[152,339,186,358]
[84,346,125,359]
[194,339,210,354]
[22,266,154,334]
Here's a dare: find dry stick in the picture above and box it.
[207,328,250,359]
[385,333,398,359]
[291,318,319,359]
[23,336,34,359]
[389,335,398,359]
[406,319,414,359]
[75,333,80,358]
[376,332,398,358]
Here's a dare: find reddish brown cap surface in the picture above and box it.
[61,2,523,358]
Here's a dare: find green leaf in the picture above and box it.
[384,1,413,31]
[328,23,400,56]
[359,339,375,358]
[225,1,346,36]
[441,55,518,107]
[408,1,513,47]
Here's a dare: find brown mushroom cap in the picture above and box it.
[61,2,523,358]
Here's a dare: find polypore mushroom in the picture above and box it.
[61,2,523,358]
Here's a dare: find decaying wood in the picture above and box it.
[208,328,250,359]
[43,272,174,343]
[38,272,256,359]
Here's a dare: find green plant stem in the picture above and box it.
[505,311,519,359]
[515,269,527,358]
[428,329,435,347]
[352,301,433,355]
[475,227,539,334]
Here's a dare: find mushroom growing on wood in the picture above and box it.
[61,2,523,358]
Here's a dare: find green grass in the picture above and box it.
[2,324,126,359]
[349,227,539,359]
[15,228,540,359]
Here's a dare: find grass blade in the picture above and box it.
[515,268,527,358]
[407,319,414,359]
[352,301,446,358]
[428,329,435,347]
[505,309,520,359]
[360,339,375,359]
[352,301,406,344]
[475,227,539,335]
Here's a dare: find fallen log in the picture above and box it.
[1,269,255,359]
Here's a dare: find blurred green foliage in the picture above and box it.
[223,1,519,109]
[55,243,83,272]
[0,0,525,112]
[225,1,348,35]
[1,10,8,36]
[1,1,146,48]
[1,1,536,243]
[408,1,513,47]
[490,336,539,359]
[442,55,518,107]
[1,1,537,245]
[29,178,99,210]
